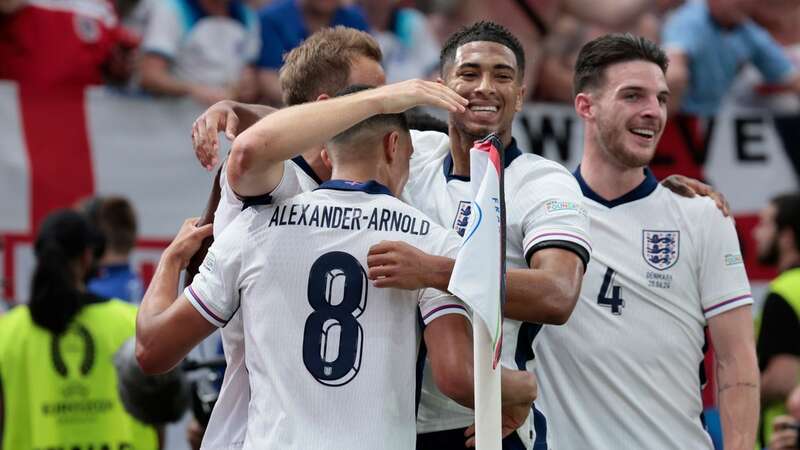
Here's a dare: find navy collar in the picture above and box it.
[573,165,658,208]
[443,137,523,182]
[291,156,323,185]
[316,179,393,196]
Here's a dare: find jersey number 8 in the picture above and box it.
[303,251,368,386]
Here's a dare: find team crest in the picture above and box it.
[452,201,472,237]
[642,230,679,270]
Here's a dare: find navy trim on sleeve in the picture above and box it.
[240,193,273,210]
[525,239,590,271]
[290,156,323,185]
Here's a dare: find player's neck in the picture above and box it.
[580,149,646,201]
[448,124,512,177]
[198,0,229,16]
[301,148,331,182]
[330,166,384,186]
[101,252,129,267]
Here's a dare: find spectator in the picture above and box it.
[662,0,800,117]
[769,415,800,450]
[754,192,800,447]
[359,0,439,82]
[138,0,261,105]
[81,196,144,304]
[0,210,158,450]
[426,0,656,99]
[257,0,369,105]
[0,0,137,87]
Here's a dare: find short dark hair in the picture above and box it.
[329,85,409,147]
[573,33,668,97]
[440,21,525,79]
[772,193,800,252]
[280,26,382,106]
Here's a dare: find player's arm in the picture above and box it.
[708,305,760,450]
[227,80,467,196]
[136,218,216,374]
[423,310,537,438]
[368,242,583,324]
[192,101,277,171]
[184,167,222,290]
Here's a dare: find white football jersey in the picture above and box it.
[200,157,320,450]
[406,131,592,447]
[188,180,470,450]
[534,168,753,450]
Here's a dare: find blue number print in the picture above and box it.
[303,251,368,386]
[597,267,624,315]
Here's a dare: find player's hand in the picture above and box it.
[661,174,731,217]
[163,218,214,269]
[371,79,468,114]
[367,241,437,290]
[191,100,241,171]
[464,403,532,447]
[768,416,800,450]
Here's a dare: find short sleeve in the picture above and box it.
[185,212,252,327]
[140,1,183,59]
[698,207,753,319]
[419,290,470,325]
[517,164,592,268]
[744,23,796,84]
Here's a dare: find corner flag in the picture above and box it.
[447,133,506,449]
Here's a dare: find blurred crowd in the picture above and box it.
[2,0,799,110]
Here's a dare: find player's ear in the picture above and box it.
[383,131,400,164]
[515,84,526,112]
[574,92,593,120]
[320,146,333,170]
[316,93,331,102]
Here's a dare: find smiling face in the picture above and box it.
[442,41,525,144]
[585,60,668,169]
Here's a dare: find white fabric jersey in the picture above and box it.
[188,180,470,450]
[406,131,592,447]
[200,158,319,450]
[534,169,753,450]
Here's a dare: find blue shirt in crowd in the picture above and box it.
[662,1,795,117]
[257,0,369,70]
[88,264,143,303]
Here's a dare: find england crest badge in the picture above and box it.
[452,201,472,237]
[642,230,680,270]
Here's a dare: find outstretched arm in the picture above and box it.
[227,80,467,196]
[136,219,216,374]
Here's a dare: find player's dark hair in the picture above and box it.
[772,193,800,252]
[329,85,409,146]
[439,21,525,80]
[573,33,668,97]
[29,209,105,334]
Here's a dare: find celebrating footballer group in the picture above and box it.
[136,21,759,450]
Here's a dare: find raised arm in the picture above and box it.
[226,79,467,196]
[192,101,277,170]
[709,305,760,450]
[136,218,216,374]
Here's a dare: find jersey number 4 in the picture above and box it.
[303,251,368,386]
[597,267,624,315]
